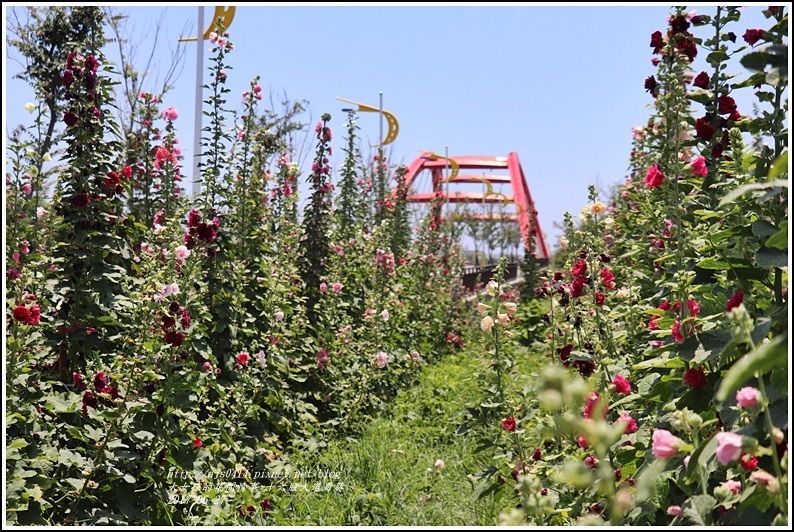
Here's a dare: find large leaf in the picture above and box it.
[718,179,788,206]
[755,247,787,268]
[716,333,788,401]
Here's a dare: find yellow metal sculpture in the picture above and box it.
[336,97,399,146]
[178,6,236,41]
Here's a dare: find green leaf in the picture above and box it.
[633,353,687,370]
[755,248,787,268]
[716,334,788,401]
[768,151,788,180]
[718,179,788,206]
[682,494,717,526]
[751,219,779,237]
[765,223,788,250]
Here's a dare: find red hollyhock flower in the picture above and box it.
[648,316,660,330]
[161,315,176,330]
[236,352,251,366]
[644,75,659,98]
[600,268,615,290]
[584,392,608,420]
[644,164,665,187]
[739,453,758,471]
[187,209,201,228]
[672,319,685,342]
[670,15,690,34]
[718,95,737,115]
[193,437,203,448]
[164,330,186,347]
[676,35,698,62]
[94,371,108,390]
[726,291,744,312]
[104,171,120,188]
[693,71,710,89]
[13,305,30,323]
[683,366,707,388]
[63,69,74,86]
[502,417,516,431]
[122,165,133,179]
[260,498,272,513]
[73,372,86,389]
[650,30,664,53]
[594,292,605,305]
[695,116,715,140]
[690,156,708,177]
[572,259,588,277]
[743,28,766,46]
[570,275,586,298]
[559,343,573,367]
[531,447,542,461]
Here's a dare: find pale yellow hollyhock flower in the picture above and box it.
[559,237,569,249]
[591,201,607,216]
[25,102,36,113]
[481,315,494,333]
[603,217,614,229]
[497,313,510,326]
[476,302,490,315]
[504,302,517,316]
[579,205,591,221]
[42,153,52,162]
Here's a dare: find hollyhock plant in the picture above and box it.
[236,352,250,366]
[502,417,516,431]
[739,453,758,471]
[692,71,710,89]
[689,156,708,177]
[617,412,638,434]
[714,431,744,465]
[743,28,766,46]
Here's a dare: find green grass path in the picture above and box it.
[268,347,507,526]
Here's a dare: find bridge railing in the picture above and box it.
[461,258,549,291]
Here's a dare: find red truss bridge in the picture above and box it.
[399,152,551,264]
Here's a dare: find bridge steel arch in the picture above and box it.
[399,152,550,261]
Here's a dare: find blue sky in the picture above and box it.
[3,3,780,250]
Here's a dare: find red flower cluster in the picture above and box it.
[12,294,41,326]
[683,366,707,389]
[184,209,220,251]
[76,370,119,416]
[644,164,665,188]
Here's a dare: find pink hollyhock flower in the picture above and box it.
[750,470,781,494]
[381,309,389,322]
[274,311,284,322]
[736,386,760,409]
[584,392,608,420]
[672,319,684,342]
[714,431,744,465]
[617,412,638,434]
[257,350,266,369]
[724,479,742,495]
[690,156,708,177]
[162,106,178,121]
[319,282,327,293]
[375,351,388,368]
[683,366,707,388]
[236,352,250,366]
[411,350,420,360]
[577,435,589,448]
[726,291,744,312]
[613,374,631,395]
[687,299,700,318]
[667,506,683,517]
[644,164,665,187]
[584,456,599,469]
[175,245,190,262]
[36,206,48,218]
[652,429,682,459]
[8,267,21,280]
[332,282,342,293]
[203,361,212,371]
[684,454,691,468]
[22,183,33,195]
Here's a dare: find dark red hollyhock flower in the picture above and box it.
[180,309,191,329]
[64,112,78,127]
[650,30,664,53]
[72,193,90,208]
[63,69,74,87]
[164,330,186,347]
[718,95,737,115]
[693,71,710,89]
[85,55,99,73]
[594,292,605,306]
[743,28,766,46]
[502,417,516,431]
[82,390,98,415]
[726,32,737,43]
[590,501,605,515]
[183,233,195,250]
[100,385,120,400]
[690,15,706,25]
[598,253,611,263]
[161,315,175,330]
[260,498,272,513]
[695,116,715,140]
[670,15,690,34]
[614,468,622,481]
[739,453,758,471]
[13,306,30,323]
[676,35,698,62]
[726,291,744,312]
[73,372,86,389]
[644,75,659,98]
[729,109,741,121]
[559,343,573,367]
[168,300,181,314]
[683,366,707,388]
[187,209,201,228]
[572,259,588,277]
[576,360,597,378]
[532,447,542,461]
[94,371,107,390]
